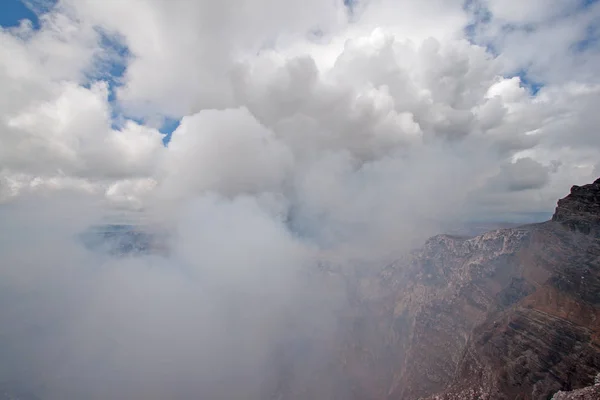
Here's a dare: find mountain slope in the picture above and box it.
[332,179,600,400]
[551,374,600,399]
[377,179,600,400]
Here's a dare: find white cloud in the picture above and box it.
[158,108,293,200]
[0,81,164,203]
[2,0,598,217]
[60,0,348,117]
[1,0,600,397]
[469,0,600,83]
[0,7,163,203]
[0,193,337,400]
[0,0,598,222]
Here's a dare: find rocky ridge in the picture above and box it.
[327,178,600,400]
[551,374,600,399]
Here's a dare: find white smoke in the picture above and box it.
[1,0,600,398]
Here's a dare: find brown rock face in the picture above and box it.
[551,374,600,400]
[324,178,600,400]
[552,178,600,234]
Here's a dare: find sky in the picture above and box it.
[0,1,37,28]
[1,0,600,398]
[1,0,599,221]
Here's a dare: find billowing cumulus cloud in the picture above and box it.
[159,108,293,199]
[1,0,600,398]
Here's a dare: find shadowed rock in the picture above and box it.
[315,177,600,400]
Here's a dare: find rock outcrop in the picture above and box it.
[552,178,600,234]
[328,178,600,400]
[551,374,600,399]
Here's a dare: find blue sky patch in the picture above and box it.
[515,69,543,95]
[90,30,132,105]
[89,29,181,145]
[0,0,39,29]
[463,0,496,54]
[160,118,180,146]
[110,114,179,146]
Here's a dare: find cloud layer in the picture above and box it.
[2,0,599,215]
[1,0,600,398]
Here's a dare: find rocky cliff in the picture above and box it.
[551,374,600,400]
[325,178,600,400]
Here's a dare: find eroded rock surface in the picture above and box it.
[551,374,600,399]
[329,178,600,400]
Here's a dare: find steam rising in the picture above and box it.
[1,0,600,398]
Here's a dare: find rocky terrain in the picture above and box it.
[551,374,600,399]
[329,178,600,400]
